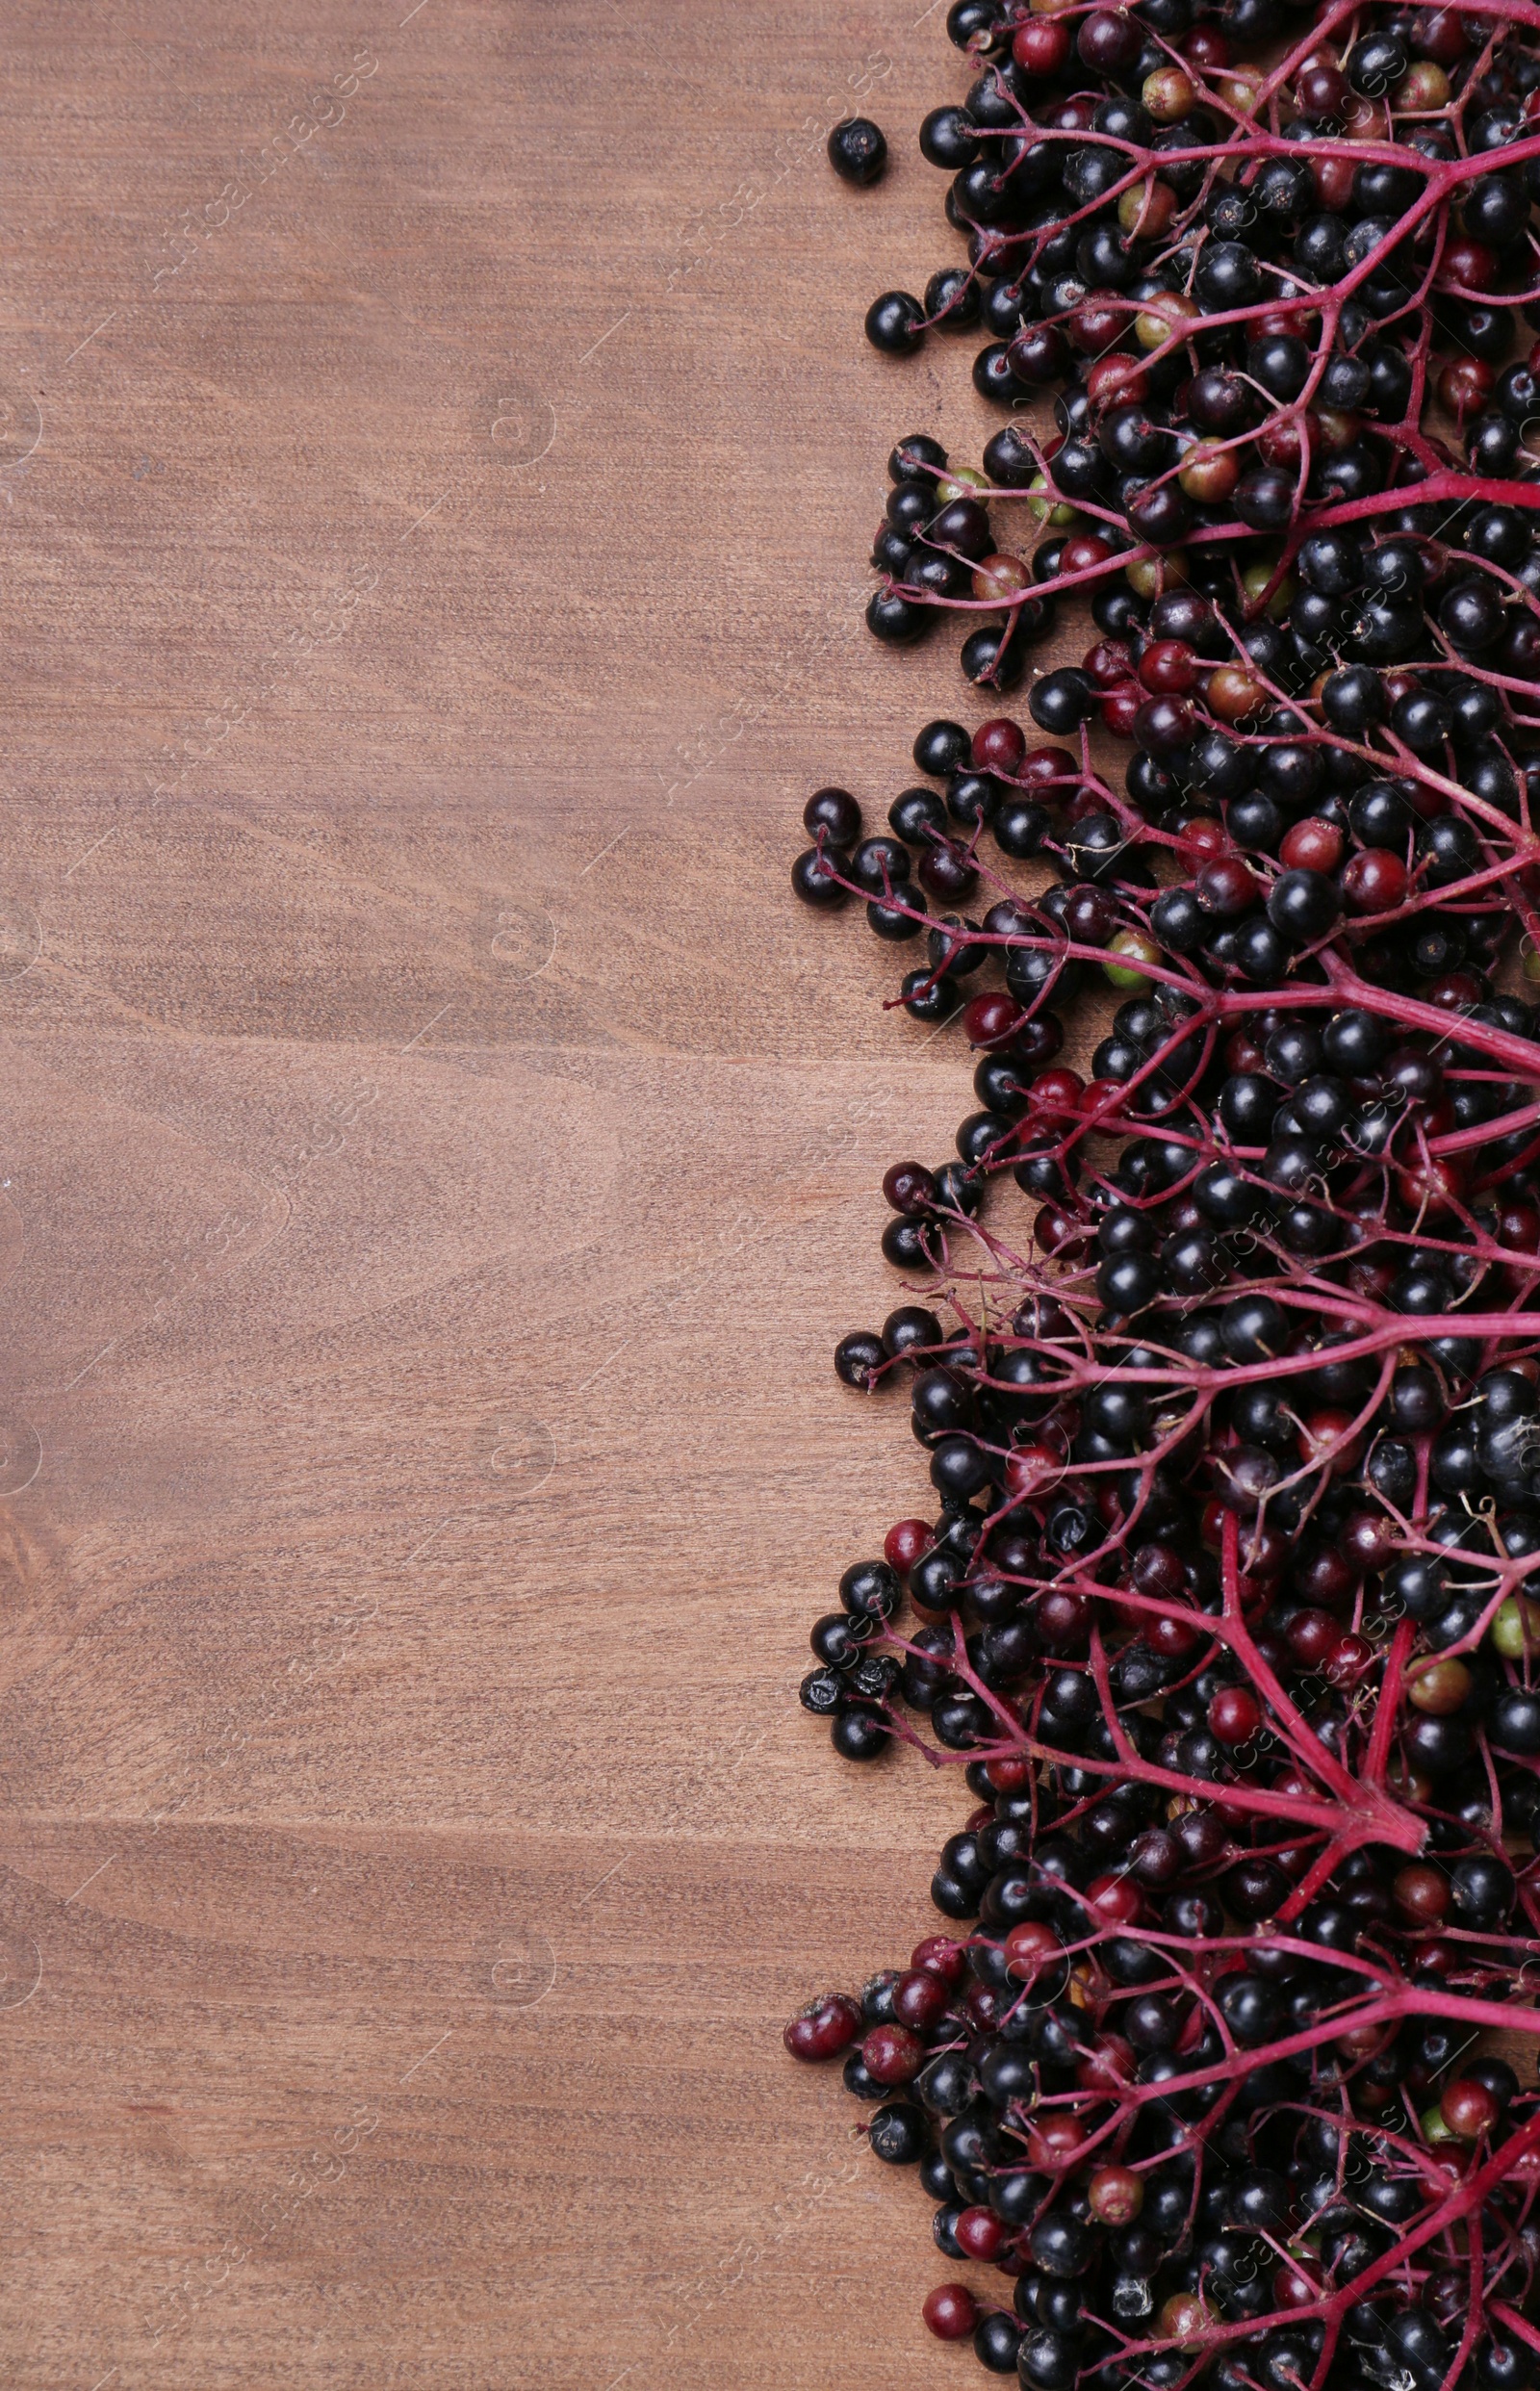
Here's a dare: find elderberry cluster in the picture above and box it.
[783,0,1540,2381]
[860,0,1540,706]
[785,1886,1538,2385]
[791,1091,1540,2391]
[787,702,1540,2387]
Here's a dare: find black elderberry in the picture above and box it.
[919,105,980,169]
[888,785,947,845]
[981,278,1028,338]
[1233,469,1295,531]
[1320,351,1371,412]
[867,587,930,644]
[1322,665,1387,734]
[962,622,1029,691]
[924,266,979,330]
[1268,870,1341,943]
[947,0,1004,48]
[865,291,926,354]
[1247,334,1311,402]
[1467,171,1529,244]
[868,2099,927,2160]
[888,431,947,485]
[982,424,1038,487]
[791,846,850,907]
[828,116,887,185]
[1029,669,1093,735]
[1440,577,1506,654]
[1355,30,1410,90]
[1194,241,1260,309]
[831,1707,890,1761]
[912,718,969,780]
[1296,215,1347,278]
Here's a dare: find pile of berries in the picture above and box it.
[859,0,1540,703]
[783,0,1540,2383]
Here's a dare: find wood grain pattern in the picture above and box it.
[0,6,1010,2381]
[0,2,1445,2384]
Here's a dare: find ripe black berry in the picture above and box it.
[865,291,926,354]
[828,116,888,184]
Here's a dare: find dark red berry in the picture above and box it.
[783,1993,861,2061]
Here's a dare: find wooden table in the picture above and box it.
[0,1,1074,2381]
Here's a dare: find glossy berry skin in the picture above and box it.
[920,105,981,168]
[861,2022,925,2083]
[973,342,1025,405]
[974,715,1025,775]
[1386,688,1453,750]
[1208,1686,1263,1745]
[1467,172,1527,244]
[791,847,850,907]
[1341,849,1408,915]
[1439,576,1505,652]
[1441,2077,1500,2141]
[914,718,972,779]
[890,786,947,844]
[883,1161,938,1216]
[839,1558,900,1620]
[947,0,1001,52]
[892,1967,951,2030]
[1299,529,1363,594]
[932,497,992,559]
[867,588,929,644]
[889,432,946,485]
[974,2312,1022,2374]
[1029,670,1092,734]
[962,624,1027,693]
[804,785,862,848]
[1493,1690,1540,1754]
[1322,665,1387,734]
[1078,10,1142,73]
[830,1708,889,1761]
[1011,325,1071,385]
[866,291,926,354]
[884,1517,933,1575]
[1350,31,1407,91]
[784,1992,863,2060]
[834,1330,884,1389]
[1196,857,1257,917]
[924,2283,979,2340]
[955,2204,1008,2259]
[1233,468,1293,530]
[1089,2165,1144,2225]
[868,2100,927,2162]
[1268,869,1342,943]
[1032,2214,1093,2277]
[1280,818,1344,874]
[828,116,888,184]
[1139,640,1199,695]
[883,1305,940,1359]
[850,836,911,896]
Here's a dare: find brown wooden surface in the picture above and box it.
[0,3,1090,2383]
